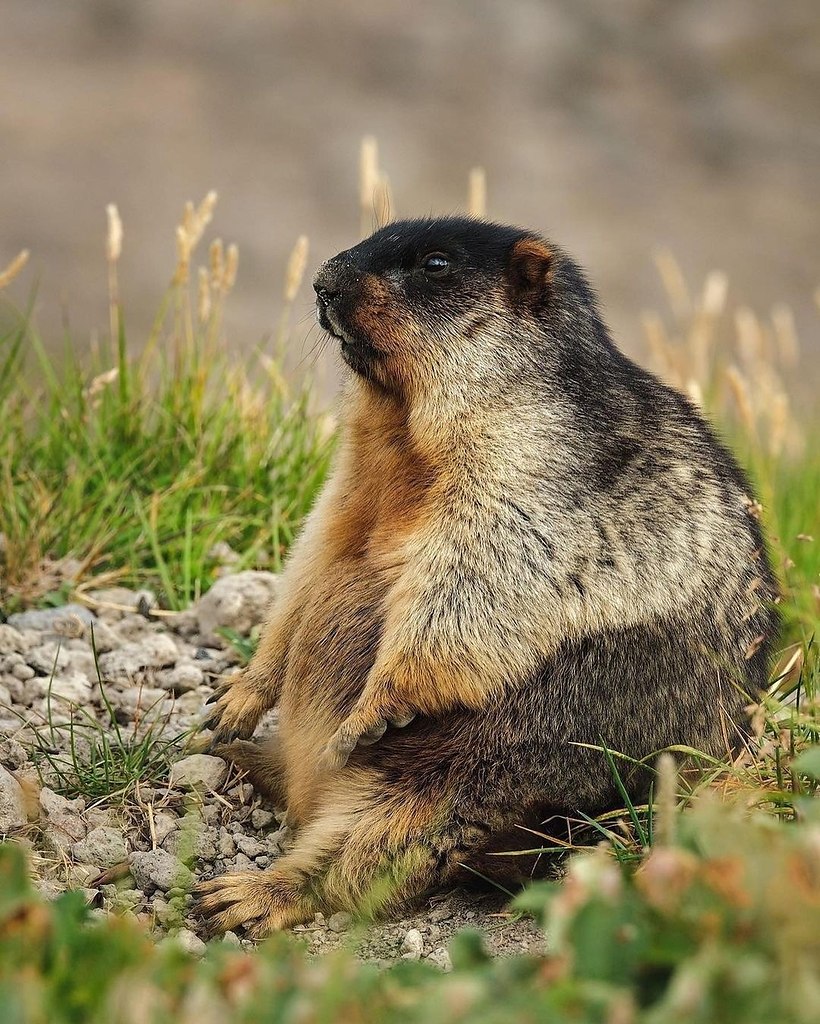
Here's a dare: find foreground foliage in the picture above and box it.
[1,792,819,1024]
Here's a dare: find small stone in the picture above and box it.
[173,928,207,957]
[158,664,204,694]
[169,754,228,792]
[0,625,29,655]
[313,912,326,926]
[428,905,454,923]
[234,834,266,858]
[163,826,217,861]
[72,826,128,868]
[401,928,424,960]
[40,787,85,819]
[0,736,28,770]
[8,604,95,634]
[26,642,71,675]
[10,662,34,681]
[98,634,179,682]
[39,789,87,853]
[48,671,94,705]
[255,855,270,868]
[218,830,236,857]
[37,879,67,900]
[0,765,27,831]
[426,947,453,972]
[233,853,254,872]
[327,911,352,934]
[221,930,242,948]
[251,808,275,829]
[194,571,279,645]
[152,811,179,845]
[129,850,193,894]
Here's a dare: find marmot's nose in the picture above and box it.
[313,255,354,305]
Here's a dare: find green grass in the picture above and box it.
[19,627,191,803]
[0,293,333,613]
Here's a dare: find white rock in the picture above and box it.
[426,947,453,972]
[327,911,353,933]
[0,765,27,832]
[40,786,85,819]
[159,663,204,694]
[98,633,179,681]
[0,684,11,708]
[72,826,128,868]
[194,571,278,645]
[7,604,95,634]
[172,928,207,958]
[401,928,424,960]
[234,834,266,858]
[169,754,228,792]
[0,625,29,655]
[48,670,94,705]
[10,662,35,681]
[129,849,193,893]
[26,642,71,675]
[0,736,28,770]
[152,811,179,845]
[39,788,87,854]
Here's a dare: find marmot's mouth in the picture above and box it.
[317,305,382,365]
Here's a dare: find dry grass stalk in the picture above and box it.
[373,173,393,229]
[654,753,679,847]
[284,235,309,304]
[468,167,487,218]
[653,249,691,322]
[0,249,30,290]
[197,266,211,325]
[643,259,805,459]
[360,135,380,234]
[106,204,123,264]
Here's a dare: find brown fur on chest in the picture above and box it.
[277,393,440,821]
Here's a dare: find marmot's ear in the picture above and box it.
[507,237,553,301]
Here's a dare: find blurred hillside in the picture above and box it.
[1,0,818,402]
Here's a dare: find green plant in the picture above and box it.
[0,195,334,612]
[22,629,191,803]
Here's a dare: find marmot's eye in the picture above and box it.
[421,252,451,278]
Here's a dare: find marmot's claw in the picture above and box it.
[321,710,417,770]
[357,720,388,745]
[388,713,416,729]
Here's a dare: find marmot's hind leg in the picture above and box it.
[195,770,491,938]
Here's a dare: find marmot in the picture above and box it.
[197,217,777,937]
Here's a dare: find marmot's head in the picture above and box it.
[313,217,610,402]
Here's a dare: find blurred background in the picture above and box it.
[1,0,818,404]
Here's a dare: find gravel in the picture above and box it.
[1,577,546,964]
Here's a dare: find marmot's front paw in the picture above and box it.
[194,870,307,938]
[202,672,270,746]
[321,702,416,771]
